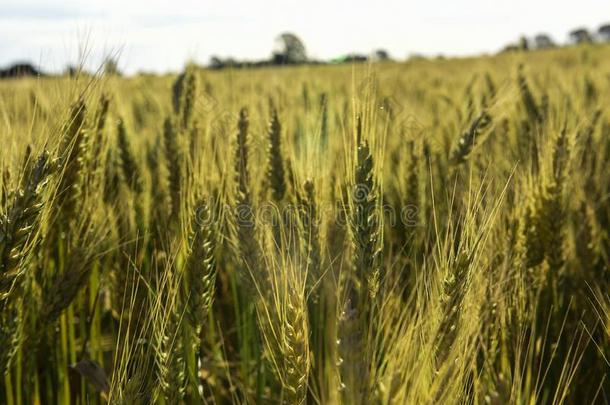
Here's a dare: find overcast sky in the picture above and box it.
[1,0,607,74]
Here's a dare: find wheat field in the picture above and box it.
[1,44,610,404]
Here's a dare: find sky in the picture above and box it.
[1,0,607,74]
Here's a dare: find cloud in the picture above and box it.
[0,2,105,21]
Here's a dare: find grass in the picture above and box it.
[1,43,610,404]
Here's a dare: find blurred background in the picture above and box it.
[1,0,608,75]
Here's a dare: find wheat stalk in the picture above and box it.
[338,117,381,404]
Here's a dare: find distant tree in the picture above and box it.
[224,58,237,67]
[0,63,41,78]
[569,28,593,44]
[373,49,391,61]
[534,34,556,49]
[406,53,426,61]
[500,43,519,53]
[209,56,225,69]
[519,36,530,51]
[344,54,368,63]
[103,58,121,76]
[272,33,307,64]
[65,65,79,77]
[599,24,610,42]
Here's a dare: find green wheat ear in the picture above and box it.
[338,116,382,404]
[435,248,471,367]
[233,108,258,290]
[403,139,421,251]
[116,118,143,194]
[518,65,542,124]
[266,108,286,202]
[298,179,321,299]
[157,310,187,403]
[0,149,55,373]
[172,66,198,130]
[163,117,183,226]
[352,136,382,301]
[234,108,251,204]
[90,94,110,175]
[57,99,88,221]
[0,302,21,374]
[0,150,55,300]
[283,283,309,405]
[539,128,570,275]
[185,199,217,336]
[450,111,492,166]
[147,138,171,247]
